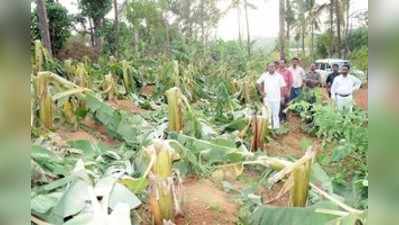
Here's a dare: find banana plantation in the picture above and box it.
[31,0,368,225]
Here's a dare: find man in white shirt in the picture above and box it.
[331,65,362,112]
[289,57,306,100]
[256,63,286,129]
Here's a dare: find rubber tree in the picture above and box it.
[79,0,112,54]
[35,0,52,56]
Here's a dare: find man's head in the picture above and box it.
[267,63,276,74]
[332,64,339,72]
[279,58,287,69]
[310,63,317,71]
[292,57,300,67]
[341,64,350,76]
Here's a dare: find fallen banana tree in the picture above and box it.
[240,146,366,224]
[165,87,206,138]
[32,71,91,129]
[238,105,271,152]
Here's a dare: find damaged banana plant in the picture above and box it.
[145,139,183,225]
[267,147,316,207]
[36,73,54,129]
[102,73,117,100]
[33,71,90,130]
[166,87,205,138]
[239,106,271,152]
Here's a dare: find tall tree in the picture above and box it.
[296,0,306,55]
[32,0,71,55]
[279,0,286,59]
[79,0,113,54]
[285,0,295,51]
[241,0,257,57]
[236,1,242,47]
[113,0,119,57]
[329,0,335,56]
[36,0,52,56]
[335,0,342,57]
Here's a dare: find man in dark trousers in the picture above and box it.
[326,64,340,97]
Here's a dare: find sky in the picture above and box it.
[58,0,368,40]
[216,0,369,40]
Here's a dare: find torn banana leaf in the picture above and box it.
[169,133,251,165]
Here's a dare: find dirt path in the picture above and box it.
[107,99,144,113]
[175,178,239,225]
[265,114,320,158]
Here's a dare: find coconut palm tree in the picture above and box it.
[279,0,286,59]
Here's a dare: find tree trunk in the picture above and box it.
[163,13,171,56]
[311,22,314,61]
[36,0,52,56]
[330,0,335,56]
[335,0,342,57]
[200,0,206,57]
[279,0,286,59]
[345,1,350,37]
[286,0,290,51]
[244,0,251,57]
[113,0,119,57]
[88,18,95,48]
[237,5,242,47]
[298,0,305,56]
[93,17,103,54]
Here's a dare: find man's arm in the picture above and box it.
[331,78,337,100]
[256,82,265,97]
[256,75,265,97]
[326,74,332,87]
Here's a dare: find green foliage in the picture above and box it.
[31,0,72,54]
[78,0,112,21]
[346,28,368,52]
[315,32,333,58]
[349,46,368,72]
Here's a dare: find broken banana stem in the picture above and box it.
[310,183,364,214]
[268,146,316,185]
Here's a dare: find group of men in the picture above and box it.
[256,57,362,129]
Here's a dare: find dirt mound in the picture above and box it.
[175,178,239,225]
[141,84,155,97]
[355,87,368,110]
[57,129,98,145]
[107,99,143,113]
[80,117,120,145]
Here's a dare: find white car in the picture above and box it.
[315,58,367,86]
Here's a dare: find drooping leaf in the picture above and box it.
[119,177,149,194]
[250,204,339,225]
[109,183,142,210]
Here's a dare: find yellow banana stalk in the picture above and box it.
[165,87,184,132]
[290,160,312,207]
[122,60,133,93]
[39,94,53,129]
[63,97,78,128]
[102,74,116,100]
[147,140,182,225]
[75,63,89,88]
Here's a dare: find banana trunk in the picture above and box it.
[166,87,183,132]
[290,160,312,207]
